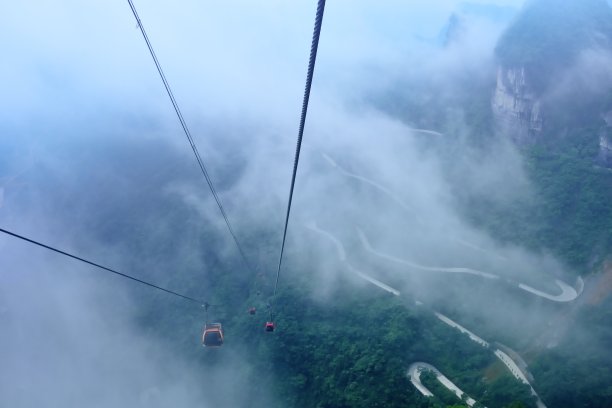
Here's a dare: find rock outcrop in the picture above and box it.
[492,66,543,144]
[598,111,612,166]
[492,0,612,165]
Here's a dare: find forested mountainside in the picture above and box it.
[377,0,612,405]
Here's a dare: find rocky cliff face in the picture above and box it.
[492,0,612,164]
[492,67,612,168]
[492,66,543,144]
[598,111,612,166]
[598,134,612,165]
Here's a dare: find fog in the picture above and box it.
[0,244,268,407]
[543,49,612,110]
[6,0,603,406]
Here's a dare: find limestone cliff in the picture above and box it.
[598,111,612,166]
[492,0,612,161]
[492,66,542,144]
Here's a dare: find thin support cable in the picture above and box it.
[126,0,253,273]
[0,227,206,305]
[271,0,326,318]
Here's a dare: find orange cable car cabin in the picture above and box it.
[202,323,224,347]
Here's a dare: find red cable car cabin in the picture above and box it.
[265,321,275,332]
[202,323,224,347]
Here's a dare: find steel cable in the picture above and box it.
[0,227,206,305]
[126,0,253,273]
[271,0,326,318]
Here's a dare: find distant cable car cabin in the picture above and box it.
[202,323,224,347]
[265,321,275,332]
[248,307,256,315]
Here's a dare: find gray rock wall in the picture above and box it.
[598,111,612,166]
[492,66,543,144]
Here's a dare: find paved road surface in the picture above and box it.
[408,362,481,407]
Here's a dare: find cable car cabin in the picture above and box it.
[202,323,224,347]
[248,307,256,315]
[265,321,275,332]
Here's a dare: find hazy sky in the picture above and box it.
[0,0,525,124]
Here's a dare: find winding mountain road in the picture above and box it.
[434,312,489,347]
[357,227,579,302]
[408,362,482,407]
[322,153,416,214]
[357,228,499,280]
[323,152,580,302]
[406,128,445,137]
[306,223,549,407]
[323,152,509,261]
[304,222,400,296]
[517,280,578,302]
[315,149,574,405]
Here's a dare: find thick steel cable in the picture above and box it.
[271,0,326,316]
[0,227,205,305]
[126,0,253,273]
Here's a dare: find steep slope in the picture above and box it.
[492,0,612,145]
